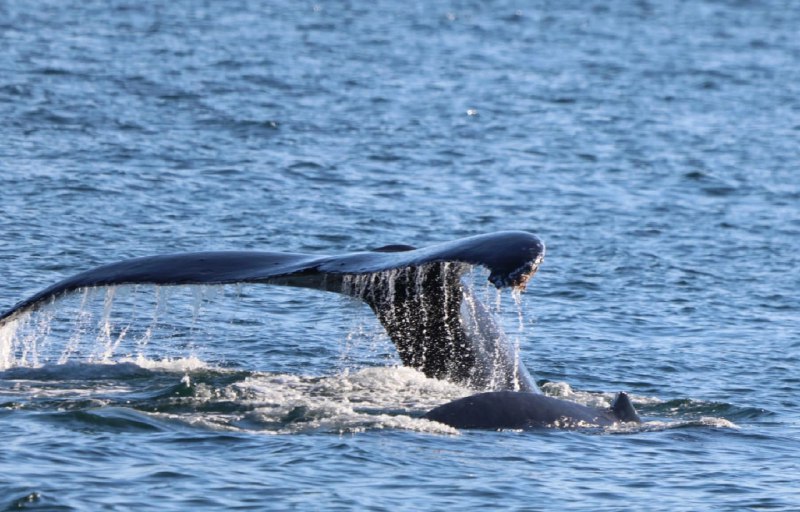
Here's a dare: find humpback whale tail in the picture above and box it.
[0,231,545,392]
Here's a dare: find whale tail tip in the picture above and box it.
[611,392,641,423]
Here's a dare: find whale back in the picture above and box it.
[423,390,642,429]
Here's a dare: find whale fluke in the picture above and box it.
[0,231,545,391]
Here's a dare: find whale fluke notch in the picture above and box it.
[0,231,545,391]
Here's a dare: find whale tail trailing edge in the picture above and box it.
[0,231,545,391]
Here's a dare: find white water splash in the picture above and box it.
[0,284,211,369]
[336,310,396,371]
[223,365,467,435]
[0,309,52,370]
[542,381,616,408]
[117,354,209,372]
[0,314,26,370]
[343,264,535,392]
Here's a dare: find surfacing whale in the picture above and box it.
[423,390,641,430]
[0,231,545,392]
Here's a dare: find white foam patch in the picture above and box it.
[628,417,740,432]
[117,354,209,372]
[217,366,467,434]
[541,381,663,408]
[541,381,614,408]
[313,365,470,409]
[695,416,739,428]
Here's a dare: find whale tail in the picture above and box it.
[611,392,640,423]
[0,231,545,392]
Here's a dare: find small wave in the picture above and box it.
[0,361,152,381]
[629,417,740,432]
[4,492,45,511]
[540,381,742,432]
[646,397,771,422]
[0,356,209,381]
[42,407,169,432]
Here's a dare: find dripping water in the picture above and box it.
[0,267,537,392]
[0,284,226,370]
[341,264,536,391]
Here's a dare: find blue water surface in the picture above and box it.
[1,1,799,510]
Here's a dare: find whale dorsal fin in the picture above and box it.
[611,392,640,423]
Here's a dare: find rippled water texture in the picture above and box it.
[1,1,799,510]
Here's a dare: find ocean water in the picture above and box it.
[1,0,799,510]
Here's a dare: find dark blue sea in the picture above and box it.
[1,1,799,510]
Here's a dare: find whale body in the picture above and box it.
[423,390,641,429]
